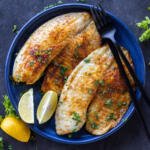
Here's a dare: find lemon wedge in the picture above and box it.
[1,116,30,142]
[18,88,34,124]
[37,91,58,124]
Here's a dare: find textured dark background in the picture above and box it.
[0,0,150,149]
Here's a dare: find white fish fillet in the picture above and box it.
[55,45,114,135]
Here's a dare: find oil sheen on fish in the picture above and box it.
[41,20,101,93]
[13,12,92,84]
[55,45,115,135]
[86,48,133,135]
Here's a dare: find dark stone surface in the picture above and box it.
[0,0,150,149]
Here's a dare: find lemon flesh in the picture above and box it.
[1,116,30,142]
[37,91,58,124]
[18,88,34,124]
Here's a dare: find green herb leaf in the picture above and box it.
[136,16,150,42]
[106,113,116,121]
[84,58,90,63]
[74,45,81,59]
[57,0,63,4]
[88,88,94,94]
[117,101,127,108]
[12,25,17,33]
[72,112,81,125]
[122,117,128,123]
[0,115,3,124]
[94,80,99,87]
[104,99,113,108]
[2,95,18,117]
[99,80,105,86]
[94,112,99,120]
[147,7,150,10]
[44,1,63,10]
[44,4,55,10]
[76,0,86,2]
[91,122,99,129]
[137,16,150,30]
[8,144,12,150]
[68,134,72,138]
[0,137,4,150]
[29,61,34,67]
[60,66,68,76]
[64,76,68,83]
[72,128,77,133]
[139,28,150,42]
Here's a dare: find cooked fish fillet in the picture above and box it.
[86,48,134,135]
[13,12,92,84]
[41,20,101,93]
[55,45,115,135]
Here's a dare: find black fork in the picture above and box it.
[90,3,150,139]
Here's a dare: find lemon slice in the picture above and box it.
[37,91,58,124]
[1,116,31,142]
[18,88,34,124]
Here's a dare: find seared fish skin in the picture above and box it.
[13,12,91,84]
[41,20,101,93]
[55,45,114,135]
[86,48,133,135]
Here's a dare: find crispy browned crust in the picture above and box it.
[86,48,134,135]
[55,45,115,135]
[13,12,92,84]
[41,20,101,93]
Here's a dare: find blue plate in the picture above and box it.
[5,3,145,144]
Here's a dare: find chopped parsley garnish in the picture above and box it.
[94,112,99,120]
[57,0,63,4]
[44,4,54,10]
[84,58,90,63]
[99,80,105,86]
[74,45,81,59]
[2,95,18,117]
[76,0,86,2]
[104,99,113,108]
[0,137,4,150]
[37,57,43,63]
[60,66,68,76]
[44,1,63,10]
[30,48,51,64]
[72,128,77,133]
[91,122,99,129]
[72,112,81,125]
[8,144,13,150]
[88,89,94,94]
[54,79,59,85]
[12,24,17,33]
[136,16,150,42]
[0,115,3,124]
[68,134,73,138]
[106,113,116,121]
[94,80,99,87]
[94,80,105,87]
[29,61,34,67]
[117,101,127,108]
[64,76,68,83]
[122,117,128,123]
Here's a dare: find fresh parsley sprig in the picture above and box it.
[2,95,18,118]
[136,16,150,42]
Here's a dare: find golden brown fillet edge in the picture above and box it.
[86,48,134,135]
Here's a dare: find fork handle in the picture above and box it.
[116,44,150,107]
[103,38,150,140]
